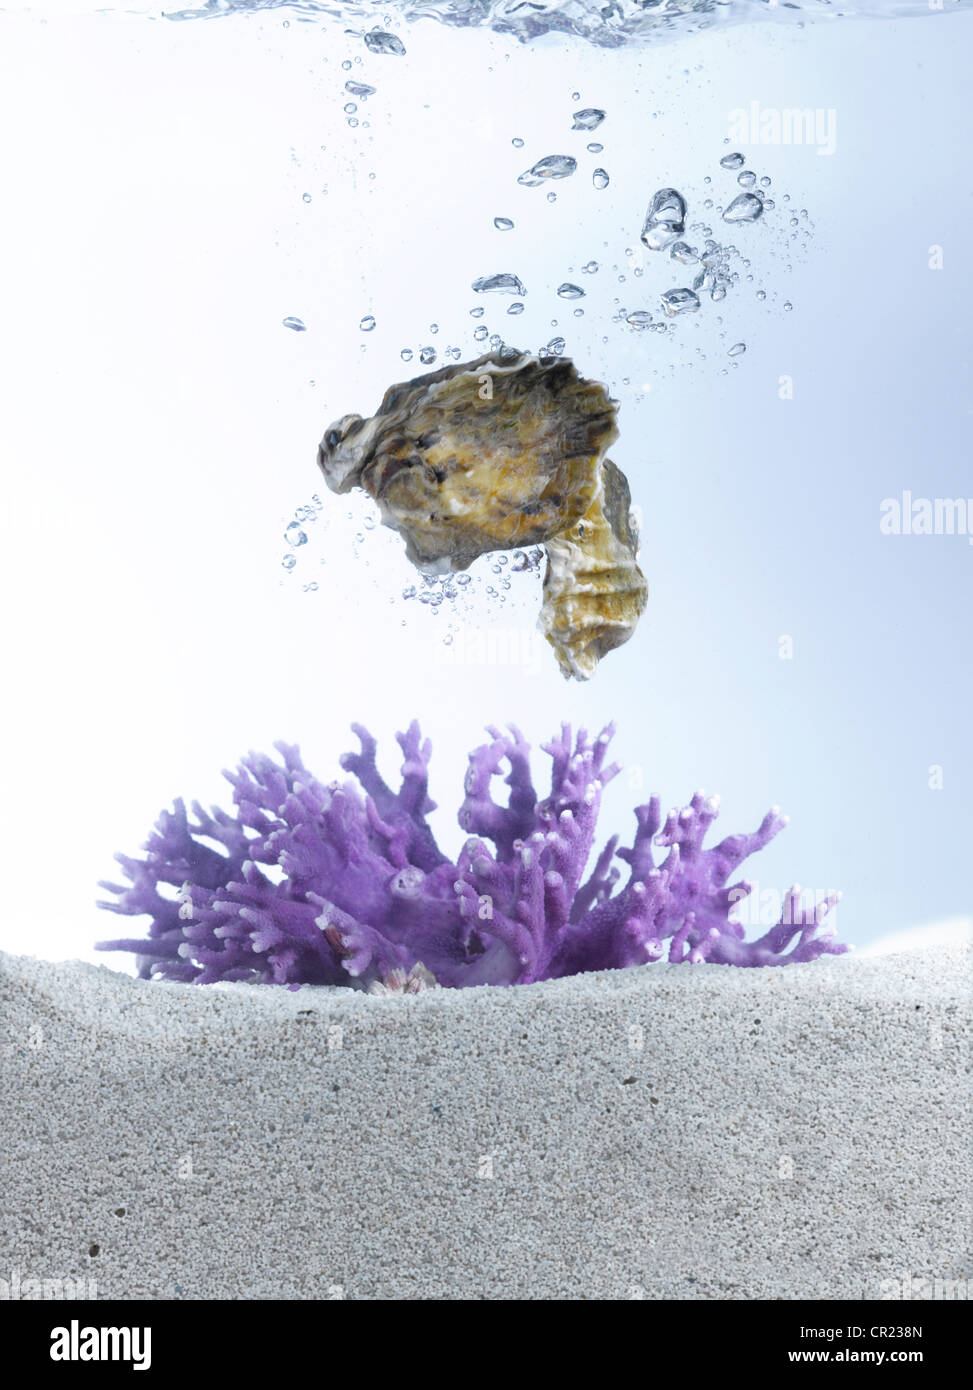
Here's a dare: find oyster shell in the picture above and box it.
[317,351,647,679]
[541,457,648,680]
[318,352,614,570]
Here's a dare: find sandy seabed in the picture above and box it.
[1,944,969,1300]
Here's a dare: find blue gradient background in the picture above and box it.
[0,5,969,964]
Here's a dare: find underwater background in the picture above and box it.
[0,0,970,966]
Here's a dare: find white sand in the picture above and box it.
[1,944,969,1300]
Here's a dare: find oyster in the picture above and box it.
[318,352,614,569]
[317,351,647,679]
[541,457,648,681]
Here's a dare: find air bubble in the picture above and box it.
[517,155,577,187]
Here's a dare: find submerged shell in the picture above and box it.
[540,458,648,680]
[317,351,647,679]
[318,352,616,571]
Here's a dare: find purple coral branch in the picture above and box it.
[97,723,848,989]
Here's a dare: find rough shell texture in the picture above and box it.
[318,352,616,569]
[541,457,648,679]
[317,352,647,679]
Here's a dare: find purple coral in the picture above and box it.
[97,722,847,989]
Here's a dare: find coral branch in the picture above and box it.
[97,724,848,988]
